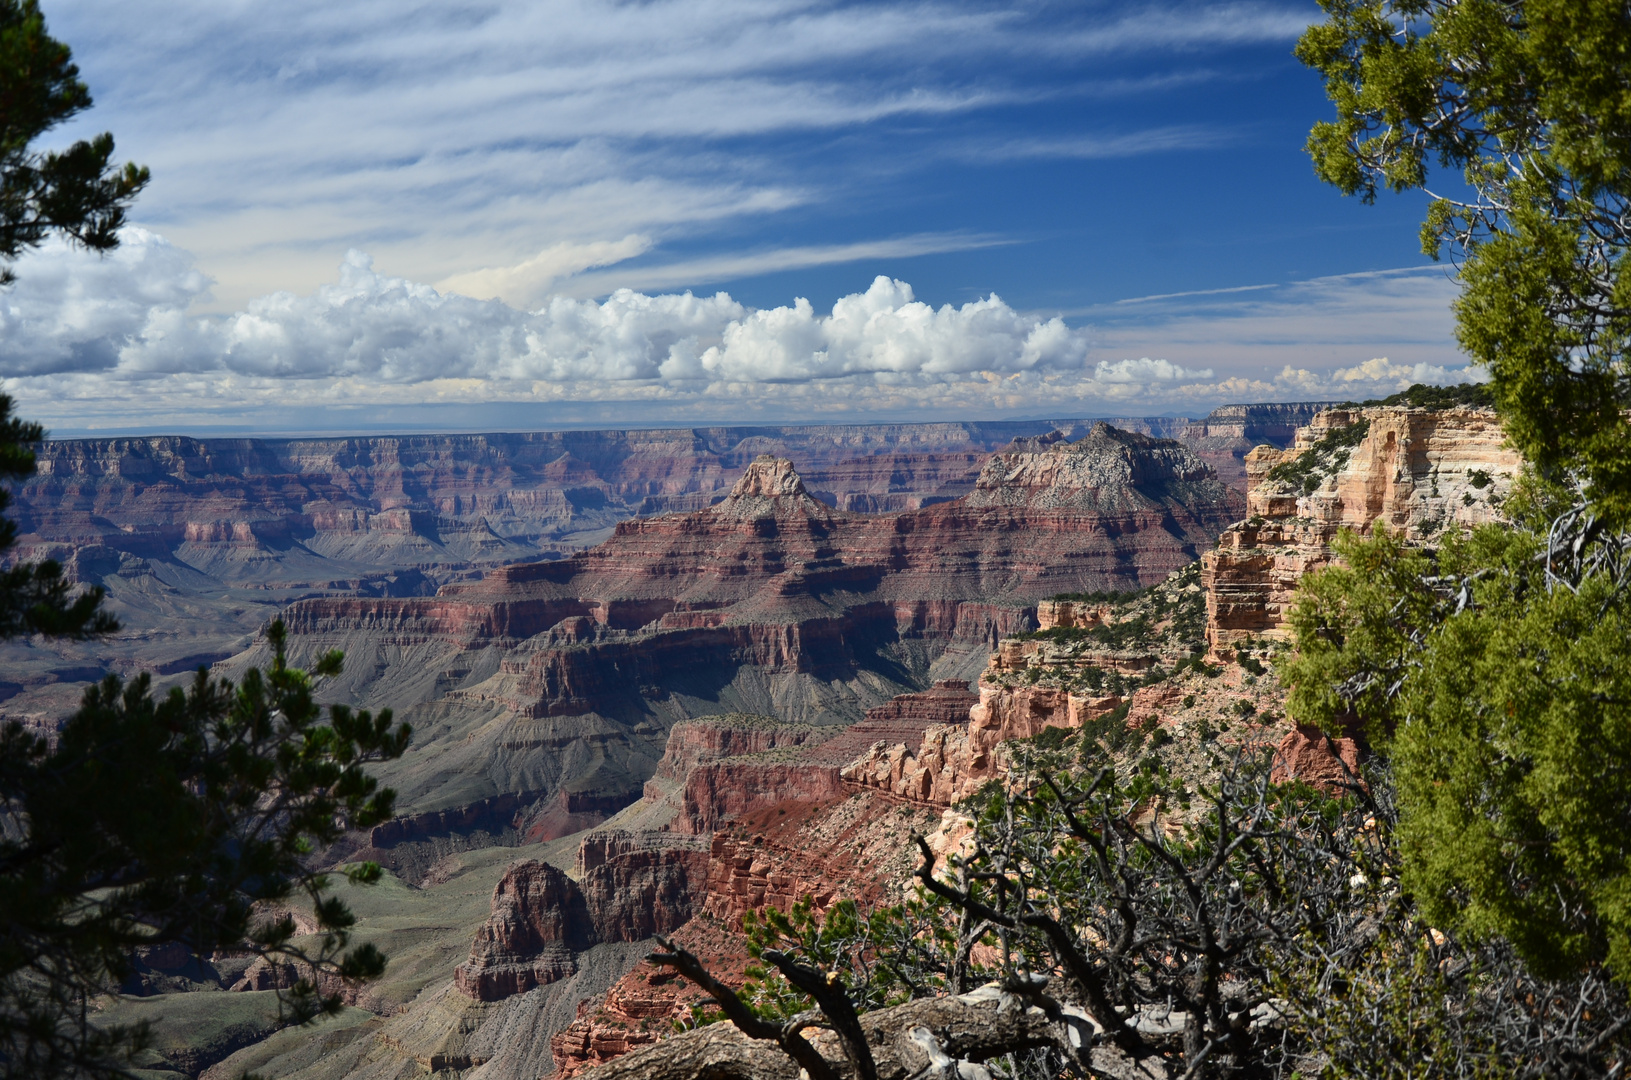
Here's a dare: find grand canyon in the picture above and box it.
[4,398,1515,1079]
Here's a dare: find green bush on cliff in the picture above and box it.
[1263,416,1372,495]
[1282,486,1631,981]
[1352,382,1496,411]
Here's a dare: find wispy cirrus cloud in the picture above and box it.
[44,0,1316,310]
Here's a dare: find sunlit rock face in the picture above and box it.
[1203,404,1521,651]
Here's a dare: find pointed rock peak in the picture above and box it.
[1002,430,1069,454]
[1074,421,1169,451]
[729,455,810,499]
[715,455,827,519]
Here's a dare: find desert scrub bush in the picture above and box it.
[1265,416,1372,495]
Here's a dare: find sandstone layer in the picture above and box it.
[1202,404,1520,650]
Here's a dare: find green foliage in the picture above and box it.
[0,0,148,283]
[1282,506,1631,982]
[0,621,412,1077]
[1280,524,1451,742]
[1264,417,1371,495]
[1395,565,1631,978]
[1352,381,1495,410]
[1298,0,1631,523]
[1075,700,1140,760]
[1017,613,1153,650]
[737,889,985,1031]
[1234,648,1266,676]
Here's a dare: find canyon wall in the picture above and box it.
[1,409,1290,728]
[1203,404,1520,650]
[262,427,1242,847]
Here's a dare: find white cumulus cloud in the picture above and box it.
[1,233,1484,434]
[1,233,1093,393]
[0,229,210,376]
[697,277,1085,382]
[1093,356,1213,383]
[1274,357,1488,398]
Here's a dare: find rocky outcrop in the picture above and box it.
[672,759,847,836]
[842,568,1213,808]
[454,838,709,1002]
[966,424,1239,517]
[1203,405,1520,649]
[700,831,847,922]
[1036,599,1115,630]
[1271,725,1364,794]
[1179,402,1340,489]
[454,862,594,1001]
[579,841,711,944]
[800,679,980,766]
[550,924,756,1078]
[840,680,1128,807]
[648,715,837,789]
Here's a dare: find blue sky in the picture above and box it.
[1,0,1475,435]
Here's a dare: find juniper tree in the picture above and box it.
[1298,0,1631,523]
[1295,0,1631,988]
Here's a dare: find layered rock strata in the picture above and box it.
[1203,405,1520,650]
[267,427,1242,848]
[841,679,1134,807]
[0,419,1124,726]
[453,838,709,1002]
[799,679,980,766]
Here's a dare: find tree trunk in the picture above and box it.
[579,983,1064,1080]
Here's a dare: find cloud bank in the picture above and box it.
[1,232,1481,434]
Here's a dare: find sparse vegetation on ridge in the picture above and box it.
[1264,415,1372,495]
[1346,381,1496,411]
